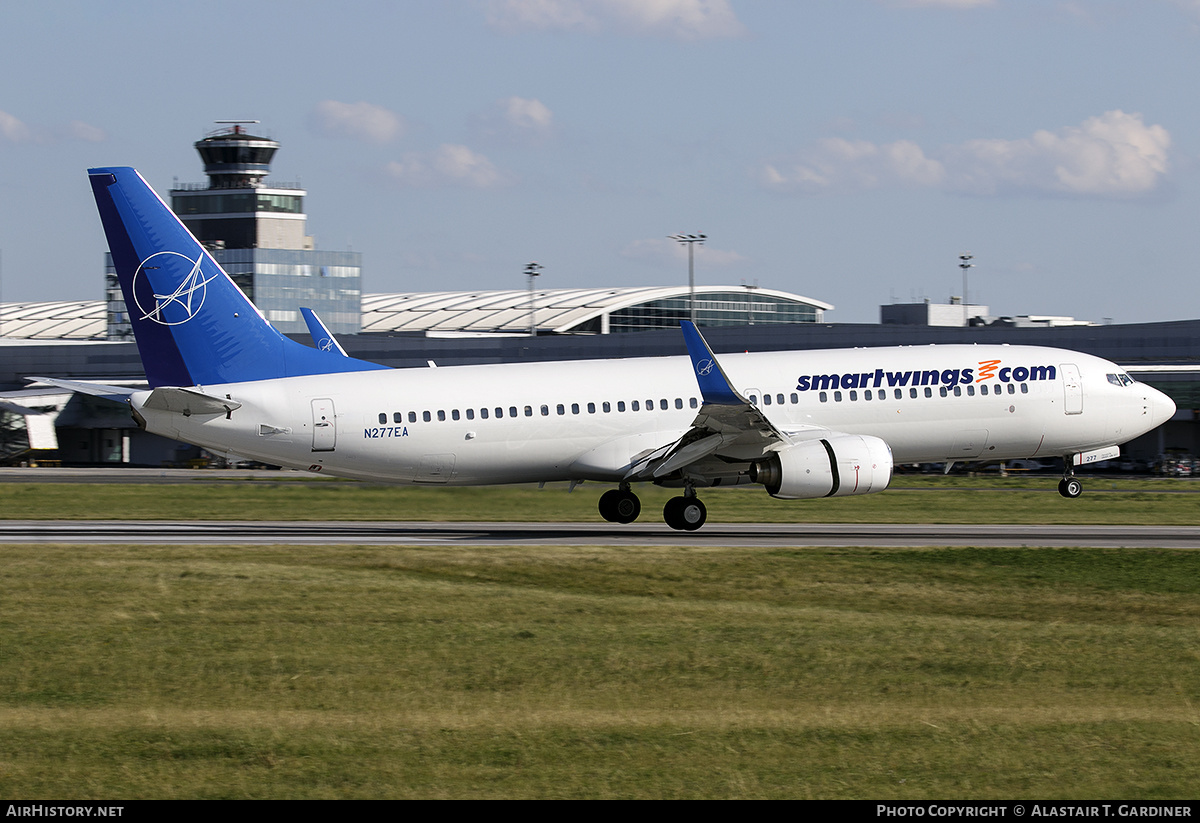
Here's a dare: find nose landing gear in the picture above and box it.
[1059,457,1083,498]
[1058,476,1083,498]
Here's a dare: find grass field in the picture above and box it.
[2,477,1197,798]
[3,539,1200,798]
[1,474,1198,524]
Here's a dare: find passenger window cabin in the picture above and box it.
[376,374,1054,433]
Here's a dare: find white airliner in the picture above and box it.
[40,167,1177,531]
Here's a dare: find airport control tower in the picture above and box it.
[171,124,305,250]
[105,122,363,339]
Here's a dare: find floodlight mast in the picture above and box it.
[959,252,975,327]
[668,234,706,324]
[525,262,543,337]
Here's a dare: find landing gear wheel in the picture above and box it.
[1058,477,1083,499]
[663,496,707,531]
[599,489,641,523]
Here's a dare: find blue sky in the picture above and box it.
[2,0,1199,324]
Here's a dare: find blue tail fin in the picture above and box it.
[88,167,386,387]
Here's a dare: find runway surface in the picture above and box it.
[4,520,1200,547]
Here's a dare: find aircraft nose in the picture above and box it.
[1149,386,1176,428]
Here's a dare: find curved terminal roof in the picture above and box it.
[360,285,832,335]
[1,285,832,341]
[0,300,107,340]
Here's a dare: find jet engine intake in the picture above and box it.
[751,435,893,499]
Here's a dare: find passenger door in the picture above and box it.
[1060,364,1082,415]
[311,398,337,451]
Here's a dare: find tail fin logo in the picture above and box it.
[132,251,219,326]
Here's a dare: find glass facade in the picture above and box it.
[607,292,821,333]
[172,192,304,215]
[106,248,362,339]
[197,142,276,170]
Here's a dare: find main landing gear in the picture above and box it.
[597,484,708,530]
[663,494,707,531]
[598,484,641,523]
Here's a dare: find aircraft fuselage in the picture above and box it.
[133,343,1169,486]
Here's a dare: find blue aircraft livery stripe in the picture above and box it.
[88,167,387,387]
[681,320,745,406]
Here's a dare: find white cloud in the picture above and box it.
[761,111,1170,199]
[0,110,33,143]
[309,100,405,144]
[471,96,556,145]
[385,144,513,188]
[485,0,746,39]
[762,138,946,193]
[0,111,105,144]
[949,111,1170,196]
[64,120,106,143]
[503,97,554,131]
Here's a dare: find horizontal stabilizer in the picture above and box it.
[27,376,137,402]
[143,387,242,417]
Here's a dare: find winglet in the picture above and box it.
[680,321,747,406]
[300,308,349,357]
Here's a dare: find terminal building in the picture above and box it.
[882,299,1100,329]
[361,285,829,336]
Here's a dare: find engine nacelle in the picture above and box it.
[751,435,893,500]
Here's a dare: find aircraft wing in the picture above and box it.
[624,322,796,483]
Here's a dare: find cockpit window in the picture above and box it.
[1107,372,1135,387]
